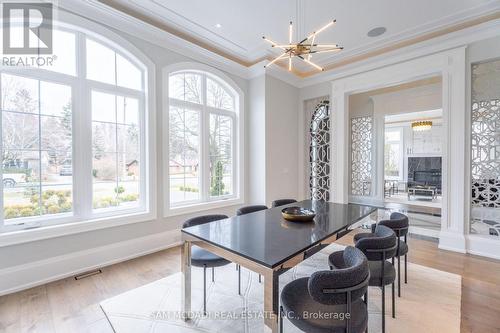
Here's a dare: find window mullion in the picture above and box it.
[201,75,209,202]
[74,32,93,219]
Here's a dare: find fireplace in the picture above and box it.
[408,157,442,192]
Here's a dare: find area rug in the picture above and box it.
[101,244,461,333]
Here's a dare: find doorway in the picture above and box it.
[348,77,444,236]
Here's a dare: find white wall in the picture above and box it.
[248,76,266,204]
[264,76,300,206]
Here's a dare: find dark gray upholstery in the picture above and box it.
[281,246,369,333]
[319,246,369,304]
[182,214,228,229]
[355,225,397,261]
[380,212,409,237]
[182,215,230,268]
[368,261,396,286]
[354,225,397,332]
[190,247,230,267]
[236,205,268,216]
[281,279,368,333]
[271,199,297,208]
[355,232,408,257]
[361,212,410,300]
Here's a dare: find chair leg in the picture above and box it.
[238,264,241,295]
[279,306,284,333]
[392,282,395,318]
[364,290,368,333]
[405,254,408,284]
[398,255,401,297]
[382,286,386,333]
[212,267,215,282]
[203,265,207,315]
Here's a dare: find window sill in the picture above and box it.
[0,210,156,248]
[165,198,243,217]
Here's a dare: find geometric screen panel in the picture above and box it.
[470,59,500,237]
[350,116,373,196]
[309,100,330,201]
[471,99,500,208]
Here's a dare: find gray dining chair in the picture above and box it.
[281,246,369,333]
[271,199,297,208]
[376,212,409,297]
[351,225,397,333]
[236,205,269,215]
[236,205,269,285]
[182,214,232,315]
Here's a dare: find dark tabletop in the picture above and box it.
[182,200,376,269]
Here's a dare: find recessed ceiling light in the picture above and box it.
[215,23,222,28]
[367,27,386,37]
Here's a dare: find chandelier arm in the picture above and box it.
[309,48,343,54]
[262,37,287,50]
[297,55,323,71]
[264,53,288,68]
[306,19,336,39]
[308,34,316,60]
[315,44,340,47]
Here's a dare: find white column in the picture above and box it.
[331,82,349,204]
[439,47,467,253]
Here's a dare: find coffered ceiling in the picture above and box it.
[99,0,500,77]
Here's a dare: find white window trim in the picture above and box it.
[384,127,404,181]
[163,62,244,217]
[0,10,157,246]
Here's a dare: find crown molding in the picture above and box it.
[317,0,500,66]
[58,0,255,80]
[57,0,500,89]
[298,18,500,88]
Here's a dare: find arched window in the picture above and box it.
[0,17,151,232]
[166,67,241,209]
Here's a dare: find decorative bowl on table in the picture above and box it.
[281,206,316,222]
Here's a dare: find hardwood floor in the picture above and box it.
[1,234,499,333]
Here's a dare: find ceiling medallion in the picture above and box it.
[411,120,433,131]
[263,20,343,72]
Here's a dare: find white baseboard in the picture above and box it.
[0,229,182,296]
[409,226,439,239]
[466,234,500,260]
[438,230,467,253]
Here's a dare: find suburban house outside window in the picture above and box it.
[167,69,241,211]
[0,20,151,233]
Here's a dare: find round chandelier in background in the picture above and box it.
[411,120,433,131]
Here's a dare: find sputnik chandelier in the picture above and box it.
[263,20,343,72]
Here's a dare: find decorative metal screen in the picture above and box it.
[470,59,500,237]
[309,101,330,201]
[471,99,500,208]
[350,116,373,196]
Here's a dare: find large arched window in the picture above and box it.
[166,67,241,210]
[0,17,152,233]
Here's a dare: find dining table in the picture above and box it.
[180,199,377,332]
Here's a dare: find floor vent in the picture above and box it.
[74,269,102,280]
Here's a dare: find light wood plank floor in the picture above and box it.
[1,234,499,333]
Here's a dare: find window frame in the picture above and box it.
[384,126,404,181]
[0,14,156,244]
[163,63,244,217]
